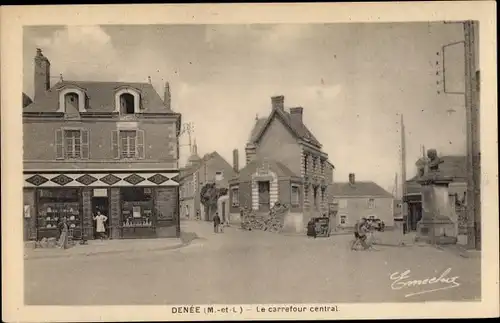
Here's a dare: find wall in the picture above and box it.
[197,154,236,188]
[256,117,302,175]
[23,118,178,168]
[336,197,394,228]
[23,189,37,241]
[229,181,252,214]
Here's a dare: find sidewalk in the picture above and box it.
[24,236,187,260]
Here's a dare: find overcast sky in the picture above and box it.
[23,23,467,195]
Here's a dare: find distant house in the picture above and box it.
[404,155,467,232]
[178,141,237,222]
[332,173,394,229]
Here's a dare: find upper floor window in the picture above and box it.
[368,198,375,209]
[338,199,348,209]
[114,87,141,115]
[112,129,145,159]
[55,128,89,160]
[215,171,224,181]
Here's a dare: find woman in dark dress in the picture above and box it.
[307,219,317,238]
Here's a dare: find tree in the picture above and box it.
[200,184,228,221]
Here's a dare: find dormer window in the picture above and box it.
[120,93,135,114]
[57,86,87,113]
[114,86,141,115]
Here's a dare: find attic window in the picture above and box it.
[114,87,141,114]
[58,87,87,113]
[120,93,135,114]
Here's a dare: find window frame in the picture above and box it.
[112,129,145,160]
[368,198,375,209]
[291,184,300,207]
[340,215,347,225]
[55,127,89,160]
[231,187,239,207]
[338,199,348,209]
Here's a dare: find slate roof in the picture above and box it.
[248,107,321,148]
[231,158,299,182]
[179,151,233,181]
[24,80,172,114]
[332,181,393,198]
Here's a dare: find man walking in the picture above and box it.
[213,212,221,233]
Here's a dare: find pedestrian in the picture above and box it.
[307,218,317,238]
[351,217,370,250]
[196,210,201,221]
[93,210,108,240]
[57,217,69,249]
[213,212,221,233]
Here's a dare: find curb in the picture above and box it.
[24,240,189,260]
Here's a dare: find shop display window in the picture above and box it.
[121,187,154,228]
[37,188,81,238]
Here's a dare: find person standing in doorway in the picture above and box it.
[213,212,221,233]
[93,210,108,240]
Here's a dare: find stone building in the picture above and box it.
[332,173,395,230]
[23,48,181,241]
[178,141,237,222]
[229,95,334,232]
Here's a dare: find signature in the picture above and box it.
[390,268,460,298]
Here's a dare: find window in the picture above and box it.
[55,128,89,160]
[120,93,135,114]
[112,129,145,159]
[57,87,87,113]
[215,171,223,181]
[340,215,347,225]
[338,199,347,209]
[231,187,239,207]
[291,184,300,206]
[368,198,375,209]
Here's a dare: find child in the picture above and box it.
[213,212,221,233]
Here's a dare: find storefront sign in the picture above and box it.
[93,188,108,197]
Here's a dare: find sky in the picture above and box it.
[23,23,468,195]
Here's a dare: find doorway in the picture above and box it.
[258,181,270,212]
[407,202,422,232]
[92,195,110,239]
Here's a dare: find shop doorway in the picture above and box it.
[407,202,422,232]
[92,190,110,239]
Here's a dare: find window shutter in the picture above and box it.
[81,129,90,159]
[136,129,145,159]
[112,130,119,159]
[55,129,64,159]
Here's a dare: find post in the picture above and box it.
[464,20,480,250]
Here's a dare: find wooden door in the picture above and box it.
[258,181,270,211]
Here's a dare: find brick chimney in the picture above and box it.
[233,149,239,173]
[271,95,284,110]
[164,82,171,109]
[34,48,51,100]
[290,107,303,124]
[349,173,355,185]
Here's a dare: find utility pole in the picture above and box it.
[464,20,481,250]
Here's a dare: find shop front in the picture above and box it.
[23,170,180,241]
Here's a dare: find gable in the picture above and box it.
[257,113,298,146]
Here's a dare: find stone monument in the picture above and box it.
[415,149,458,245]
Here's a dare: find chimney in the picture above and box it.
[232,149,239,173]
[245,143,257,164]
[271,95,284,110]
[164,82,171,109]
[34,48,51,100]
[349,173,355,185]
[290,107,303,124]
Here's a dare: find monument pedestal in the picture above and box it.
[415,173,458,245]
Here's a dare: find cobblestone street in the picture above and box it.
[25,221,481,305]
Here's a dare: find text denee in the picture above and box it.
[172,306,201,314]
